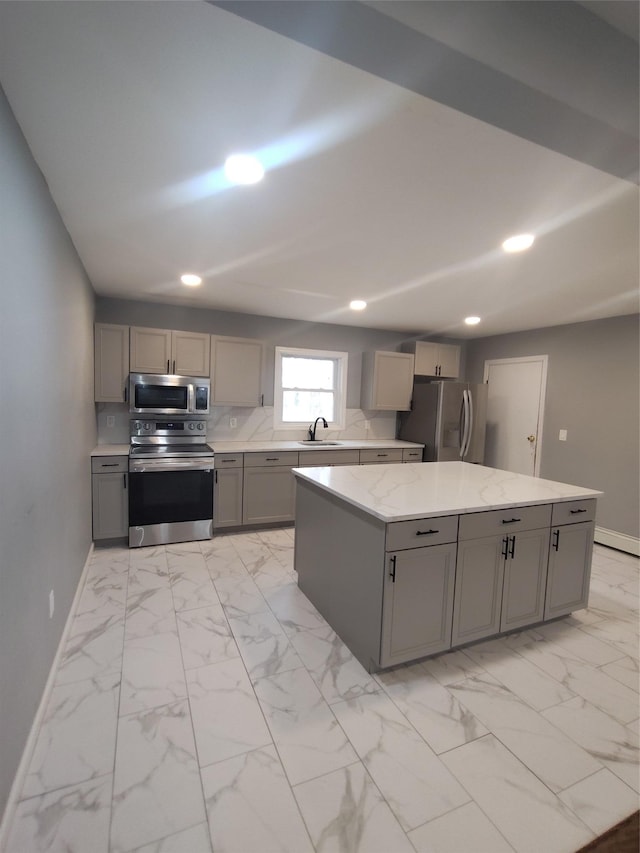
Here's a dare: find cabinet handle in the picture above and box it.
[260,394,264,407]
[552,529,560,551]
[509,535,516,559]
[502,536,509,559]
[416,529,438,536]
[570,508,587,514]
[124,385,128,402]
[214,470,218,484]
[167,359,170,373]
[101,463,119,467]
[377,453,388,458]
[389,555,396,583]
[173,360,176,373]
[502,517,521,524]
[265,457,279,461]
[123,474,127,489]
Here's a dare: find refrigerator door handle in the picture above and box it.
[465,388,474,459]
[458,391,466,457]
[460,389,471,458]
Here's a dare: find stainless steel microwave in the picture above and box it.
[129,373,210,415]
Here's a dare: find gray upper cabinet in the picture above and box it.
[360,351,414,411]
[211,335,263,406]
[130,327,210,376]
[94,323,129,402]
[403,341,460,378]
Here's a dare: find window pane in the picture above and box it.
[282,357,334,390]
[282,390,334,422]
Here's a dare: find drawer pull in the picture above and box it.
[570,508,587,514]
[265,457,279,461]
[502,517,521,524]
[416,529,438,536]
[101,463,119,467]
[377,453,388,457]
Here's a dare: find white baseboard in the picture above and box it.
[594,525,640,557]
[0,544,95,851]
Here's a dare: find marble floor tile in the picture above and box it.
[186,657,272,768]
[332,691,470,831]
[252,667,358,785]
[408,801,514,853]
[579,619,640,661]
[375,661,489,754]
[441,735,595,852]
[464,636,576,710]
[129,821,212,853]
[263,581,328,636]
[21,672,120,798]
[448,672,602,792]
[75,569,127,620]
[213,574,269,616]
[203,541,247,579]
[557,768,639,836]
[225,608,303,679]
[289,625,379,704]
[125,586,176,639]
[175,604,238,670]
[506,632,638,723]
[542,696,640,793]
[529,620,626,666]
[119,630,187,716]
[421,648,485,685]
[6,776,113,853]
[169,566,220,612]
[600,654,639,691]
[111,699,206,853]
[201,746,314,853]
[292,761,414,853]
[56,613,125,686]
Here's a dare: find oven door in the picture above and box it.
[128,457,213,547]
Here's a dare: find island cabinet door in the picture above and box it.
[500,527,550,633]
[380,543,456,668]
[545,520,594,619]
[452,535,505,647]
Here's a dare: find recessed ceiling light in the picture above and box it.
[224,154,265,185]
[180,273,202,286]
[349,300,367,311]
[502,233,535,253]
[465,316,481,325]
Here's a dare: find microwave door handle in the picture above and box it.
[188,384,195,412]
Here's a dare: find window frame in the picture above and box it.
[274,346,348,431]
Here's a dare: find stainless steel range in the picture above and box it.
[128,419,214,548]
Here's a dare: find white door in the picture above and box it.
[483,356,547,476]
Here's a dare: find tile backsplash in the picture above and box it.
[96,404,397,445]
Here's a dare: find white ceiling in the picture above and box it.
[0,1,637,338]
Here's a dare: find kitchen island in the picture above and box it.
[293,461,602,672]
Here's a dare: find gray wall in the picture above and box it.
[466,314,640,539]
[96,297,447,407]
[0,88,96,820]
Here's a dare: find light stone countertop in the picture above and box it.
[293,460,602,523]
[91,439,423,457]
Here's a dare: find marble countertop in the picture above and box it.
[91,439,423,457]
[210,439,423,454]
[293,461,602,523]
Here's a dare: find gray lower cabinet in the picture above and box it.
[91,456,128,540]
[452,504,552,645]
[381,543,457,667]
[545,500,596,619]
[213,453,244,529]
[242,451,298,525]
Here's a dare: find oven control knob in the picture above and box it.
[188,423,195,430]
[144,423,151,430]
[197,423,204,430]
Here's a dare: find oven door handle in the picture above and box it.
[129,459,214,473]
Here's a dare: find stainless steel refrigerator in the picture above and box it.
[399,381,488,463]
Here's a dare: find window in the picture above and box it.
[274,346,348,431]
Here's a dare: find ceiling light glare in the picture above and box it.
[502,233,535,253]
[465,316,481,325]
[349,300,367,311]
[224,154,265,185]
[180,273,202,286]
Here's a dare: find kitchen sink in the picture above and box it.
[298,440,342,446]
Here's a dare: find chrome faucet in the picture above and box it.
[308,416,328,441]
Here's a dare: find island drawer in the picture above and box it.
[215,453,244,468]
[91,455,128,473]
[298,449,360,466]
[244,451,299,467]
[359,448,403,464]
[552,499,596,526]
[386,515,458,551]
[458,504,552,540]
[402,448,423,462]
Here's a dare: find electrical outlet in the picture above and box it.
[559,429,568,441]
[229,417,237,429]
[49,590,55,619]
[106,415,115,428]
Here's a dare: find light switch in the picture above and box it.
[559,429,568,441]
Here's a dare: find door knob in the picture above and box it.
[527,435,536,443]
